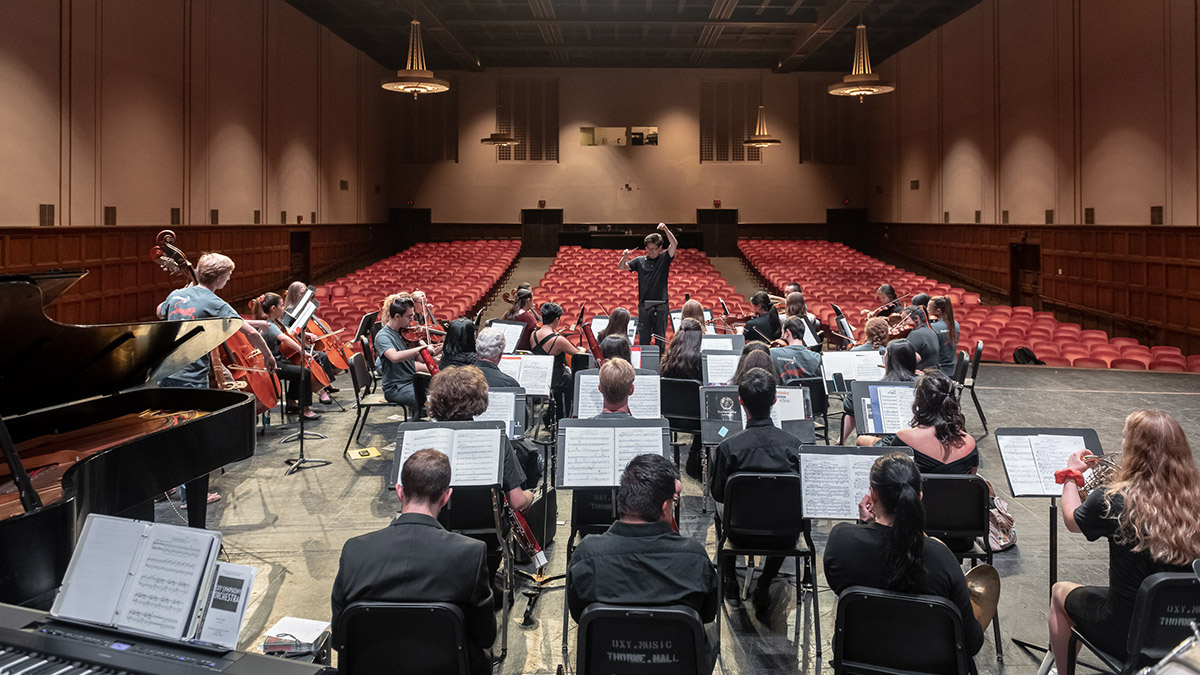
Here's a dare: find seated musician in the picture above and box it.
[910,292,931,313]
[596,307,631,343]
[899,306,941,372]
[500,284,538,352]
[157,252,276,508]
[852,317,890,352]
[857,371,977,475]
[247,293,321,420]
[841,339,919,444]
[426,366,533,585]
[1047,410,1200,670]
[374,296,435,410]
[331,448,495,675]
[709,368,802,615]
[928,296,961,377]
[599,334,632,363]
[594,358,635,418]
[742,291,781,344]
[567,453,720,670]
[860,284,901,318]
[661,318,705,478]
[281,280,340,398]
[474,327,520,388]
[730,344,775,386]
[530,302,581,421]
[440,318,478,368]
[823,452,984,658]
[770,317,822,384]
[768,281,804,308]
[680,299,707,329]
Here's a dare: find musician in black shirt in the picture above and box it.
[742,291,782,344]
[619,223,678,346]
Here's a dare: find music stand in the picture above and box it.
[282,367,331,475]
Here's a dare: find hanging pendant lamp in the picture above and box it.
[744,104,781,148]
[482,75,520,146]
[828,23,895,102]
[381,20,450,98]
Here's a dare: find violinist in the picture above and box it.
[742,291,782,344]
[928,296,960,377]
[530,302,581,422]
[680,299,706,327]
[898,306,940,372]
[501,285,538,352]
[841,339,919,444]
[411,290,430,325]
[767,281,803,309]
[600,335,633,364]
[770,318,823,384]
[248,293,321,420]
[851,317,891,353]
[375,296,435,409]
[596,307,631,343]
[909,292,931,314]
[860,284,901,319]
[618,223,678,346]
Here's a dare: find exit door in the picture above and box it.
[1009,243,1041,310]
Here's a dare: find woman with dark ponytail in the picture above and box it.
[501,284,538,351]
[742,291,781,344]
[824,452,984,656]
[857,370,978,475]
[248,293,321,419]
[928,295,960,377]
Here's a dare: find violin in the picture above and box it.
[862,292,915,320]
[400,323,441,375]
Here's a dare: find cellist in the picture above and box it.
[248,293,322,420]
[282,281,342,401]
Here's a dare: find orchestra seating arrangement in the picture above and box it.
[311,240,520,336]
[534,246,750,330]
[739,239,1200,372]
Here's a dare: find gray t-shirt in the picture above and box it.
[374,325,415,393]
[158,286,239,387]
[769,345,822,384]
[930,319,960,376]
[907,326,941,372]
[259,322,286,363]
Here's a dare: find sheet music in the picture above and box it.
[398,427,457,483]
[801,319,819,347]
[477,391,516,438]
[872,386,915,433]
[498,355,523,381]
[494,322,526,353]
[562,427,615,486]
[450,428,503,485]
[628,374,661,418]
[516,354,554,396]
[1031,435,1089,495]
[704,354,740,385]
[627,318,638,341]
[118,526,216,639]
[576,374,604,418]
[701,337,734,352]
[614,426,663,475]
[195,562,255,650]
[671,310,715,334]
[592,316,609,335]
[998,433,1092,496]
[53,517,146,625]
[800,453,876,520]
[628,349,642,368]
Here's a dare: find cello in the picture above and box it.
[306,315,353,371]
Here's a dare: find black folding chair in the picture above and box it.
[796,376,830,444]
[833,586,973,675]
[343,352,405,456]
[660,377,708,509]
[1067,572,1200,674]
[923,474,1002,661]
[439,485,512,663]
[953,350,970,393]
[575,604,713,675]
[333,601,471,675]
[358,335,378,387]
[717,472,820,657]
[964,341,987,435]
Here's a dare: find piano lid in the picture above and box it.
[0,270,89,307]
[0,275,243,418]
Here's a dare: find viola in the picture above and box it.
[400,325,446,341]
[306,315,352,371]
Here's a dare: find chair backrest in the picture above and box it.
[922,474,990,542]
[953,350,970,387]
[660,377,702,431]
[438,486,502,535]
[349,352,371,401]
[1125,572,1200,666]
[576,604,707,675]
[968,340,984,383]
[333,601,469,675]
[795,376,828,417]
[723,473,805,540]
[358,334,376,369]
[834,586,970,675]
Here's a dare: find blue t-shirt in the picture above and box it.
[374,325,415,393]
[158,286,239,387]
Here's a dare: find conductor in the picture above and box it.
[618,222,678,347]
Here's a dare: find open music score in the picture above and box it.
[701,334,745,353]
[476,387,526,439]
[556,419,670,488]
[702,352,741,385]
[489,320,528,354]
[51,514,253,651]
[591,315,638,342]
[798,446,913,520]
[851,380,917,435]
[670,309,715,334]
[395,422,505,487]
[498,354,554,396]
[574,371,662,419]
[996,429,1102,497]
[820,350,884,394]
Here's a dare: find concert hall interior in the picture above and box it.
[3,0,1200,674]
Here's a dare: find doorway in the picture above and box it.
[1009,243,1041,309]
[289,230,311,283]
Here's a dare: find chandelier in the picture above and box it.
[828,23,895,102]
[381,20,450,98]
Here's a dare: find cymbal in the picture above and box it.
[966,564,1001,631]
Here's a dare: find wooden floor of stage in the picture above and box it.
[154,363,1200,674]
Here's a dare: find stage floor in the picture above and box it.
[157,363,1200,673]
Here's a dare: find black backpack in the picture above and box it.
[1013,346,1044,365]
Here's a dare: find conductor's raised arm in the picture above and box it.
[617,248,632,271]
[658,223,678,257]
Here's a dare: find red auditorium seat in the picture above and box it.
[1110,357,1148,370]
[1149,359,1187,372]
[1030,341,1061,355]
[1150,345,1183,357]
[1188,357,1200,373]
[1072,356,1109,369]
[1079,330,1109,345]
[1040,355,1072,367]
[1108,337,1138,348]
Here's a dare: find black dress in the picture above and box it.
[532,330,573,419]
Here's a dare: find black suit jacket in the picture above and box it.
[477,359,521,388]
[332,513,495,666]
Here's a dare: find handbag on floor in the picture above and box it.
[978,477,1017,551]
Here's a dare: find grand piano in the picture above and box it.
[0,271,257,608]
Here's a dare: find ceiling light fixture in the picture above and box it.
[482,74,520,146]
[828,23,895,102]
[381,20,449,98]
[744,73,780,149]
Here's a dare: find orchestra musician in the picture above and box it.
[680,299,707,329]
[247,293,321,420]
[596,307,631,343]
[439,318,478,369]
[157,251,276,508]
[530,302,581,422]
[767,281,804,309]
[742,291,782,344]
[857,371,978,476]
[618,223,678,346]
[823,452,985,658]
[1047,410,1200,671]
[709,368,802,616]
[860,284,901,318]
[660,318,704,477]
[770,317,823,384]
[909,292,931,313]
[474,327,520,389]
[331,448,496,675]
[852,317,891,352]
[599,334,633,363]
[730,343,774,386]
[279,281,339,403]
[500,284,538,352]
[841,339,919,444]
[375,296,436,410]
[898,306,941,372]
[928,296,960,377]
[594,358,636,418]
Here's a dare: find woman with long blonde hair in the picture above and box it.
[1048,409,1200,670]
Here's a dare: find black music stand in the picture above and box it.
[282,366,331,476]
[515,394,565,629]
[279,290,330,446]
